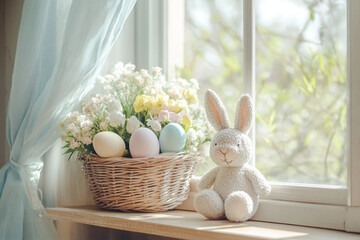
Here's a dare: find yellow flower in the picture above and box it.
[133,94,150,112]
[182,115,191,129]
[183,89,198,104]
[156,93,169,106]
[167,99,176,110]
[133,96,143,112]
[150,107,162,115]
[145,96,156,110]
[171,100,187,113]
[176,100,187,110]
[169,99,181,113]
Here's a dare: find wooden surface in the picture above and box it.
[46,207,360,240]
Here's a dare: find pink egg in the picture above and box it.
[129,128,160,158]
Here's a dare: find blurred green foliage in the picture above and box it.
[181,0,347,185]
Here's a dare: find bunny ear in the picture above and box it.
[204,89,230,131]
[235,94,254,134]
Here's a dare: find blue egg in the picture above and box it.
[159,123,186,153]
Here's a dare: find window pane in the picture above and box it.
[183,0,244,175]
[255,0,347,185]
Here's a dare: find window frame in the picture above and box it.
[134,0,360,232]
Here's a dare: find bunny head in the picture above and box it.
[205,89,254,167]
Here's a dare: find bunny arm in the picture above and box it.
[243,165,271,196]
[198,167,220,191]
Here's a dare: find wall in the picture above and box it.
[0,0,5,168]
[0,0,23,168]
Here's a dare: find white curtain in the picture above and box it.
[0,0,136,239]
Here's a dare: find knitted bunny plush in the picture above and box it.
[194,89,271,222]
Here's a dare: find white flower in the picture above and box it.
[134,75,144,87]
[122,71,132,77]
[78,136,92,145]
[190,78,199,89]
[161,103,171,111]
[81,120,93,128]
[81,132,91,138]
[109,111,125,127]
[100,122,108,130]
[104,74,116,82]
[146,119,162,132]
[113,62,124,71]
[111,62,124,76]
[186,128,197,141]
[126,116,141,134]
[169,112,182,123]
[124,63,136,71]
[116,82,126,89]
[69,111,80,121]
[167,87,181,99]
[140,69,150,79]
[107,99,123,112]
[69,141,81,149]
[73,129,81,139]
[92,94,102,104]
[152,67,162,76]
[67,123,76,133]
[81,120,93,132]
[157,110,169,122]
[196,130,205,140]
[61,136,73,142]
[199,141,211,155]
[188,145,197,153]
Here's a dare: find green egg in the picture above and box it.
[159,123,186,153]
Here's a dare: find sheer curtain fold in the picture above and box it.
[0,0,136,239]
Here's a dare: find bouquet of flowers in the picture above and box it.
[60,62,213,160]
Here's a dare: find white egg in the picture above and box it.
[93,131,126,158]
[129,128,159,158]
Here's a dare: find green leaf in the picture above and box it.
[256,113,267,126]
[203,137,212,143]
[180,123,189,133]
[268,124,276,133]
[64,148,74,154]
[310,76,316,89]
[318,53,324,72]
[68,151,75,161]
[304,134,311,147]
[268,110,276,125]
[302,75,314,93]
[340,105,347,128]
[309,8,315,21]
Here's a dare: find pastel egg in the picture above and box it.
[93,131,125,158]
[129,128,160,158]
[159,123,186,153]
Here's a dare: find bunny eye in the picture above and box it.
[214,143,217,146]
[237,144,240,147]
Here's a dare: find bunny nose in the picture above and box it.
[219,149,229,155]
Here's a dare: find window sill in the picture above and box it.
[46,207,359,240]
[183,179,360,232]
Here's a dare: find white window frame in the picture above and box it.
[134,0,360,232]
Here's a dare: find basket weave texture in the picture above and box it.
[82,153,199,212]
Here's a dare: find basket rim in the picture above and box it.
[83,152,201,163]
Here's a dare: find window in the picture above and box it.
[184,0,347,186]
[134,0,360,232]
[183,0,245,176]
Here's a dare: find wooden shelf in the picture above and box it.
[46,207,360,240]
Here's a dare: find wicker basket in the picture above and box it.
[82,153,199,212]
